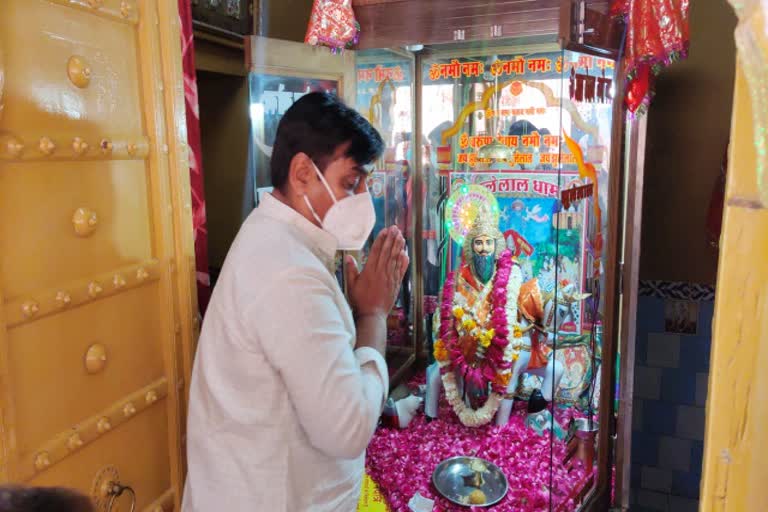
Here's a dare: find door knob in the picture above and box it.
[91,465,134,512]
[106,482,135,512]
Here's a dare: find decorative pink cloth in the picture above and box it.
[178,0,211,313]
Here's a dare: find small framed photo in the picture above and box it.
[664,299,699,335]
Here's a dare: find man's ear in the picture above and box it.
[287,152,315,195]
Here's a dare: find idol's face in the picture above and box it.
[471,235,496,285]
[472,235,495,257]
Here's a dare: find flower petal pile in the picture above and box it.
[366,379,595,512]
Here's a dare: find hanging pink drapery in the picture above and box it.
[178,0,211,314]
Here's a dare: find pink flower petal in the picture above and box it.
[366,376,595,512]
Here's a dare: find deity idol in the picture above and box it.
[425,214,589,428]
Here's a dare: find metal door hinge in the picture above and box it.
[618,262,625,295]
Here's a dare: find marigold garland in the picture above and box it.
[433,339,448,362]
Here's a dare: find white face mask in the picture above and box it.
[303,162,376,251]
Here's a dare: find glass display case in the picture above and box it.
[355,48,419,384]
[246,38,422,386]
[248,1,627,505]
[351,19,625,512]
[406,41,619,511]
[354,40,623,512]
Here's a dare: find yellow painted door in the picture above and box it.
[0,1,197,511]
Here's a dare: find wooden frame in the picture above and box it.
[558,0,623,59]
[353,0,565,49]
[612,113,647,511]
[191,0,254,40]
[353,0,621,53]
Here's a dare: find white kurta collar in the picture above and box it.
[258,193,339,271]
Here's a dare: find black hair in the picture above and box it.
[270,92,384,190]
[0,486,94,512]
[507,120,539,137]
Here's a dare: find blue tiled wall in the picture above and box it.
[630,282,714,512]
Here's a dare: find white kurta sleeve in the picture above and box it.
[244,267,388,460]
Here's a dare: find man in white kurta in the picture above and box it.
[182,92,407,511]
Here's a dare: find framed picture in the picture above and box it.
[664,299,699,335]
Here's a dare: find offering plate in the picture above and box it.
[432,456,508,507]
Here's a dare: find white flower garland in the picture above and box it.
[501,263,523,377]
[439,264,523,426]
[451,279,493,326]
[442,372,502,427]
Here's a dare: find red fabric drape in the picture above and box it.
[178,1,211,314]
[615,0,690,73]
[611,0,691,114]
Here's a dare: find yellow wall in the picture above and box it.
[699,57,768,510]
[197,71,251,271]
[640,0,737,284]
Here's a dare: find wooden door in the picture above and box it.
[0,1,197,511]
